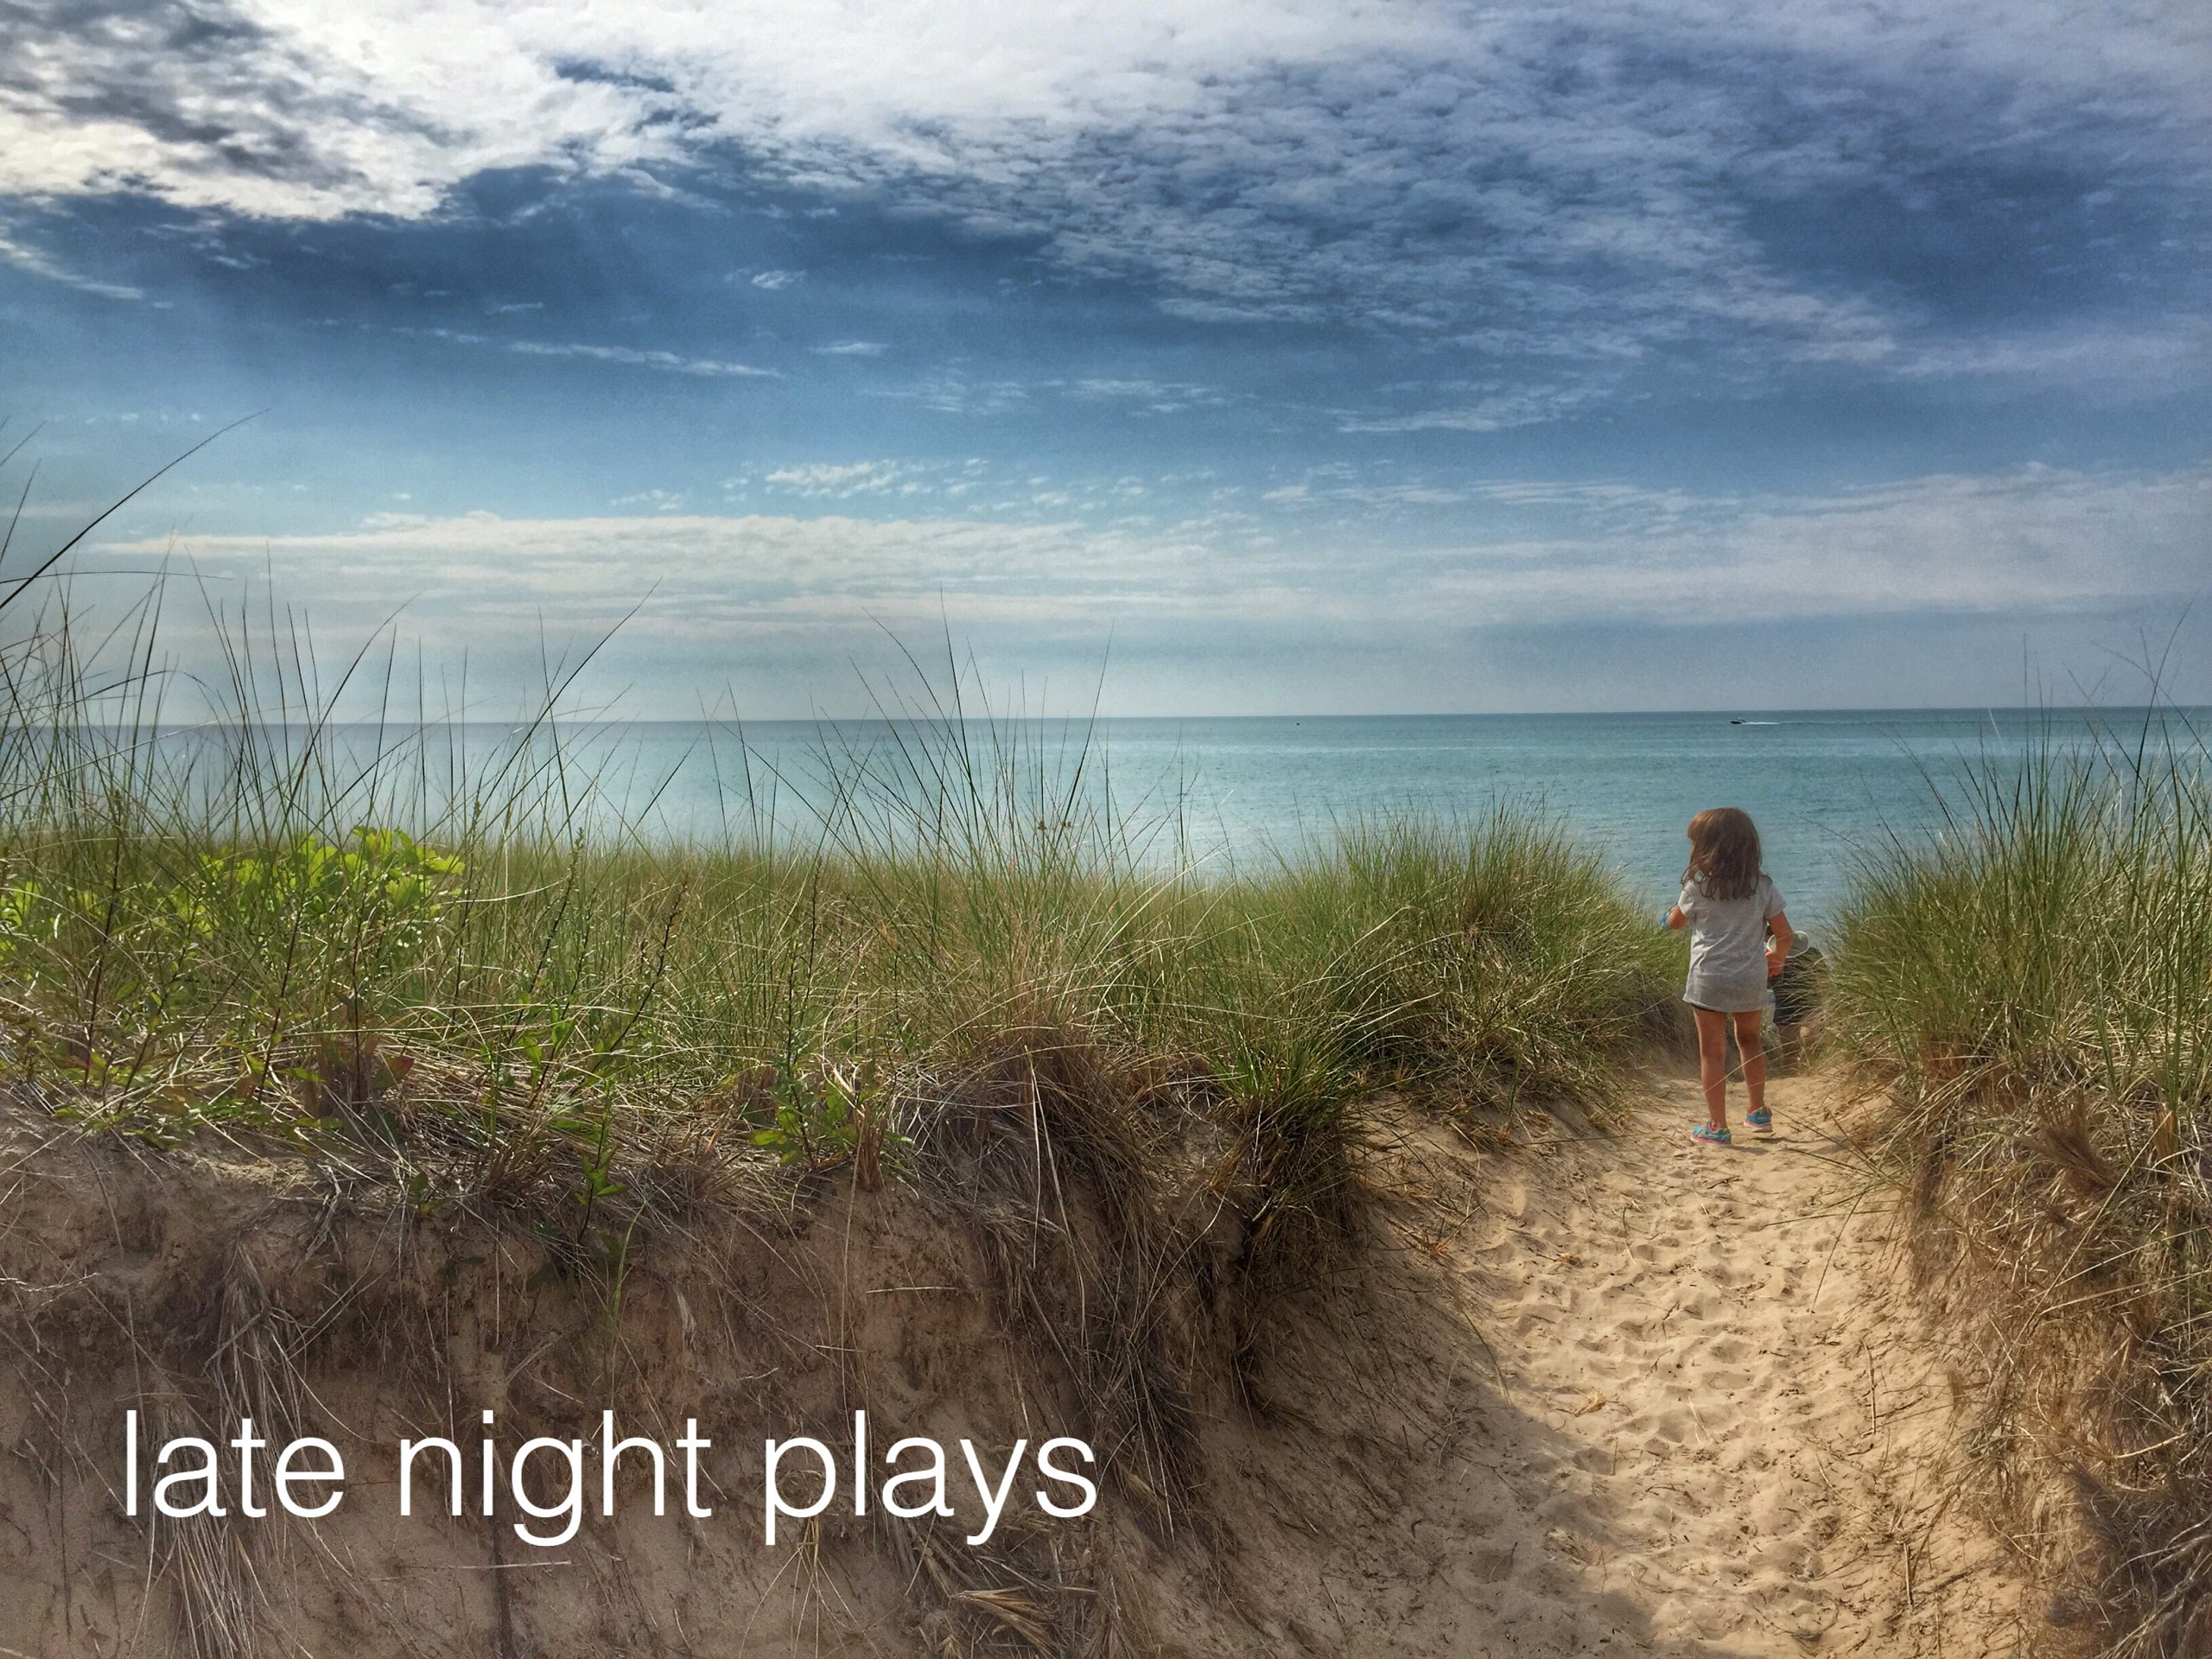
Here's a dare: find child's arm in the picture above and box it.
[1765,910,1794,976]
[1664,905,1688,930]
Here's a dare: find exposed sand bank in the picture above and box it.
[0,1066,2031,1656]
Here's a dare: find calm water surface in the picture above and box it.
[162,708,2204,937]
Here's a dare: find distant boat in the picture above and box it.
[1730,718,1744,725]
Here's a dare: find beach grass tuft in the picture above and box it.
[0,564,1677,1304]
[1827,711,2212,1657]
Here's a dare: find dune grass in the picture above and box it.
[1827,713,2212,1656]
[0,580,1680,1267]
[0,547,1691,1659]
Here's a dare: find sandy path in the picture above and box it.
[1441,1069,2030,1656]
[1230,1066,2034,1656]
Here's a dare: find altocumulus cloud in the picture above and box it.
[6,0,2210,711]
[6,0,2208,392]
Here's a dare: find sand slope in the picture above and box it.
[1222,1067,2031,1656]
[0,1066,2036,1656]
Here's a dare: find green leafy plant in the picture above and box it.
[751,1055,901,1184]
[194,826,461,948]
[0,875,44,965]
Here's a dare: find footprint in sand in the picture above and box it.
[1287,1068,2034,1659]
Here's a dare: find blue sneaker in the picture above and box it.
[1745,1108,1772,1132]
[1691,1123,1732,1146]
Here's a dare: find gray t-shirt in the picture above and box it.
[1679,873,1785,1013]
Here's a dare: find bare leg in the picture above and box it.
[1694,1005,1729,1129]
[1733,1009,1766,1120]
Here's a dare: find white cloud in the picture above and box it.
[6,0,2204,398]
[611,488,686,512]
[502,340,779,378]
[84,462,2211,659]
[1070,377,1229,413]
[1435,466,2212,627]
[757,461,915,498]
[1336,385,1624,435]
[810,340,888,356]
[377,324,778,378]
[0,224,140,299]
[90,507,1232,649]
[868,372,1031,415]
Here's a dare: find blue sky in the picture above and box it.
[3,0,2208,715]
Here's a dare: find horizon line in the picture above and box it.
[94,702,2212,728]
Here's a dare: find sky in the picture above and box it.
[3,0,2209,717]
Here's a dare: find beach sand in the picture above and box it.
[1214,1066,2031,1656]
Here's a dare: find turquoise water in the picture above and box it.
[144,707,2203,936]
[400,706,2198,936]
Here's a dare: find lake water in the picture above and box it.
[353,706,2198,938]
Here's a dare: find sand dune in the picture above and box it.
[0,1066,2034,1656]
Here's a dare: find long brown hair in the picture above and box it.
[1683,807,1763,901]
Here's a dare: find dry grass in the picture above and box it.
[1828,711,2212,1657]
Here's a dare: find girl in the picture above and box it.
[1664,807,1791,1144]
